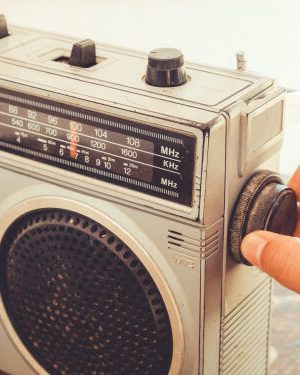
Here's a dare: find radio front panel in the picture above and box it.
[0,16,290,375]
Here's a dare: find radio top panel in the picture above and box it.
[0,25,274,114]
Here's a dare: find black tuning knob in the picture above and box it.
[230,170,298,265]
[70,39,96,68]
[145,48,187,87]
[0,15,9,39]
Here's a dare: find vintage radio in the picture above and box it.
[0,15,297,375]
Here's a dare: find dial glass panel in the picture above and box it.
[0,89,196,205]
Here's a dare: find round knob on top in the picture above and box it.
[145,48,187,87]
[230,171,298,265]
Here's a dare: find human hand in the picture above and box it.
[241,166,300,293]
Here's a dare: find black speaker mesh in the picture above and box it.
[0,210,173,375]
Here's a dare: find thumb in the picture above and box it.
[241,231,300,293]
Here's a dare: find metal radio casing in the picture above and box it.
[0,25,286,375]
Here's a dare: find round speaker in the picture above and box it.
[0,209,173,375]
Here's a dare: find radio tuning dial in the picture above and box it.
[145,48,187,87]
[230,171,298,265]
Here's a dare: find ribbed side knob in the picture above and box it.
[145,48,187,87]
[230,171,298,265]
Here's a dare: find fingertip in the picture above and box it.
[242,230,300,293]
[241,232,268,267]
[258,234,300,293]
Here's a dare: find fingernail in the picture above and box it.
[241,233,268,267]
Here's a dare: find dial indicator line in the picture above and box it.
[69,121,78,159]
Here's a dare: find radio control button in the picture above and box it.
[70,39,96,68]
[229,170,298,265]
[145,48,187,87]
[0,15,9,39]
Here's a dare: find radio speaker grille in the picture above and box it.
[0,209,172,375]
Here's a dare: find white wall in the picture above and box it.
[1,0,300,88]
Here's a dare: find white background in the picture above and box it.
[0,0,299,174]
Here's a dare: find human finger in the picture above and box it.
[241,230,300,293]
